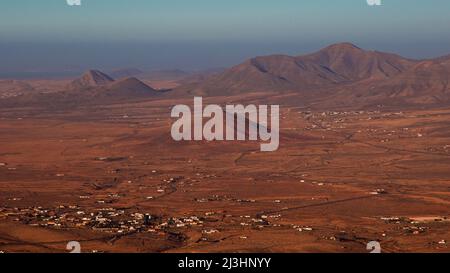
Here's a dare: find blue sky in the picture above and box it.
[1,0,450,73]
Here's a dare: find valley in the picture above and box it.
[0,43,449,253]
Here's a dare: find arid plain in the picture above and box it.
[0,44,449,253]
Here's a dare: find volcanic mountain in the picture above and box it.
[360,56,450,105]
[3,44,450,109]
[68,70,115,89]
[303,43,416,80]
[179,43,417,96]
[67,70,158,97]
[0,71,159,108]
[102,77,159,98]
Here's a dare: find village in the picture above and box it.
[0,200,286,242]
[1,105,449,252]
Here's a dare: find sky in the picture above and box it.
[1,0,450,75]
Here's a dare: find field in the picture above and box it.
[1,94,449,253]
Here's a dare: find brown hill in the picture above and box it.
[361,57,450,105]
[66,70,158,99]
[0,80,34,98]
[3,44,450,109]
[68,70,114,89]
[302,43,416,81]
[102,77,159,97]
[0,76,159,108]
[180,43,417,96]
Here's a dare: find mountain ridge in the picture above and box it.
[179,42,419,96]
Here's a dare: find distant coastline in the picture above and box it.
[0,71,82,80]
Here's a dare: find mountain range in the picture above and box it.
[175,43,450,107]
[65,70,159,98]
[178,43,416,94]
[0,70,160,108]
[1,43,450,109]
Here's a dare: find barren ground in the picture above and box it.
[0,96,449,253]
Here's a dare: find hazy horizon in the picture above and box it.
[1,0,450,75]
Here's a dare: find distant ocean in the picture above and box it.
[0,71,82,79]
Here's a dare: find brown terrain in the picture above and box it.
[0,43,449,253]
